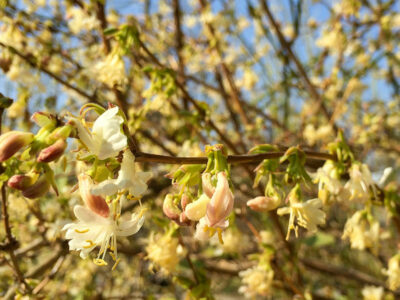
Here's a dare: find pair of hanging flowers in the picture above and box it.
[62,105,151,267]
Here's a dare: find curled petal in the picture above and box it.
[202,172,215,198]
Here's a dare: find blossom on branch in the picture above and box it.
[68,106,127,160]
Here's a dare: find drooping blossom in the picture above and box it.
[63,176,144,265]
[247,195,280,212]
[277,198,326,240]
[68,107,127,160]
[342,210,380,253]
[91,150,152,197]
[194,172,234,242]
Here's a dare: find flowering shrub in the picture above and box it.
[0,1,399,299]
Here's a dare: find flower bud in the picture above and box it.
[0,131,34,162]
[162,194,181,221]
[179,212,191,226]
[206,172,234,227]
[8,174,36,190]
[247,196,280,212]
[180,194,190,210]
[22,176,50,199]
[202,172,215,198]
[185,194,210,221]
[78,174,109,218]
[37,139,67,163]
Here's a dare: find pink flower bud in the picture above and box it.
[22,176,50,199]
[202,172,215,198]
[37,139,67,163]
[179,212,191,226]
[247,196,280,212]
[0,131,34,162]
[8,174,35,190]
[206,172,234,227]
[181,194,190,210]
[162,194,181,221]
[78,174,109,218]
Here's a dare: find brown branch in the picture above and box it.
[134,150,335,165]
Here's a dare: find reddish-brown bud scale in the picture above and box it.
[0,131,34,162]
[37,139,67,163]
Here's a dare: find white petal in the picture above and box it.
[91,179,119,196]
[74,205,109,225]
[117,216,145,237]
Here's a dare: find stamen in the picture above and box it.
[112,258,121,271]
[93,258,108,266]
[83,240,95,248]
[217,228,224,244]
[75,228,89,234]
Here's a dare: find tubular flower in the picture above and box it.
[195,172,234,243]
[69,107,127,160]
[63,185,144,266]
[277,198,326,240]
[342,210,380,253]
[91,150,152,197]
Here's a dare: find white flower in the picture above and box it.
[384,254,400,291]
[63,181,144,265]
[344,163,376,203]
[361,285,384,300]
[91,150,152,197]
[277,198,326,240]
[63,205,144,263]
[239,266,274,298]
[342,210,380,253]
[69,107,127,160]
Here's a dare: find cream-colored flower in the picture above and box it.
[239,266,274,298]
[145,233,184,274]
[92,150,152,197]
[66,7,100,34]
[69,107,127,160]
[342,210,379,252]
[63,193,144,265]
[344,163,376,203]
[277,198,326,240]
[383,254,400,291]
[93,51,127,88]
[313,161,343,203]
[361,285,384,300]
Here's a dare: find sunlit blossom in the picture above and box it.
[239,266,274,298]
[91,150,152,197]
[277,198,326,240]
[69,107,127,160]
